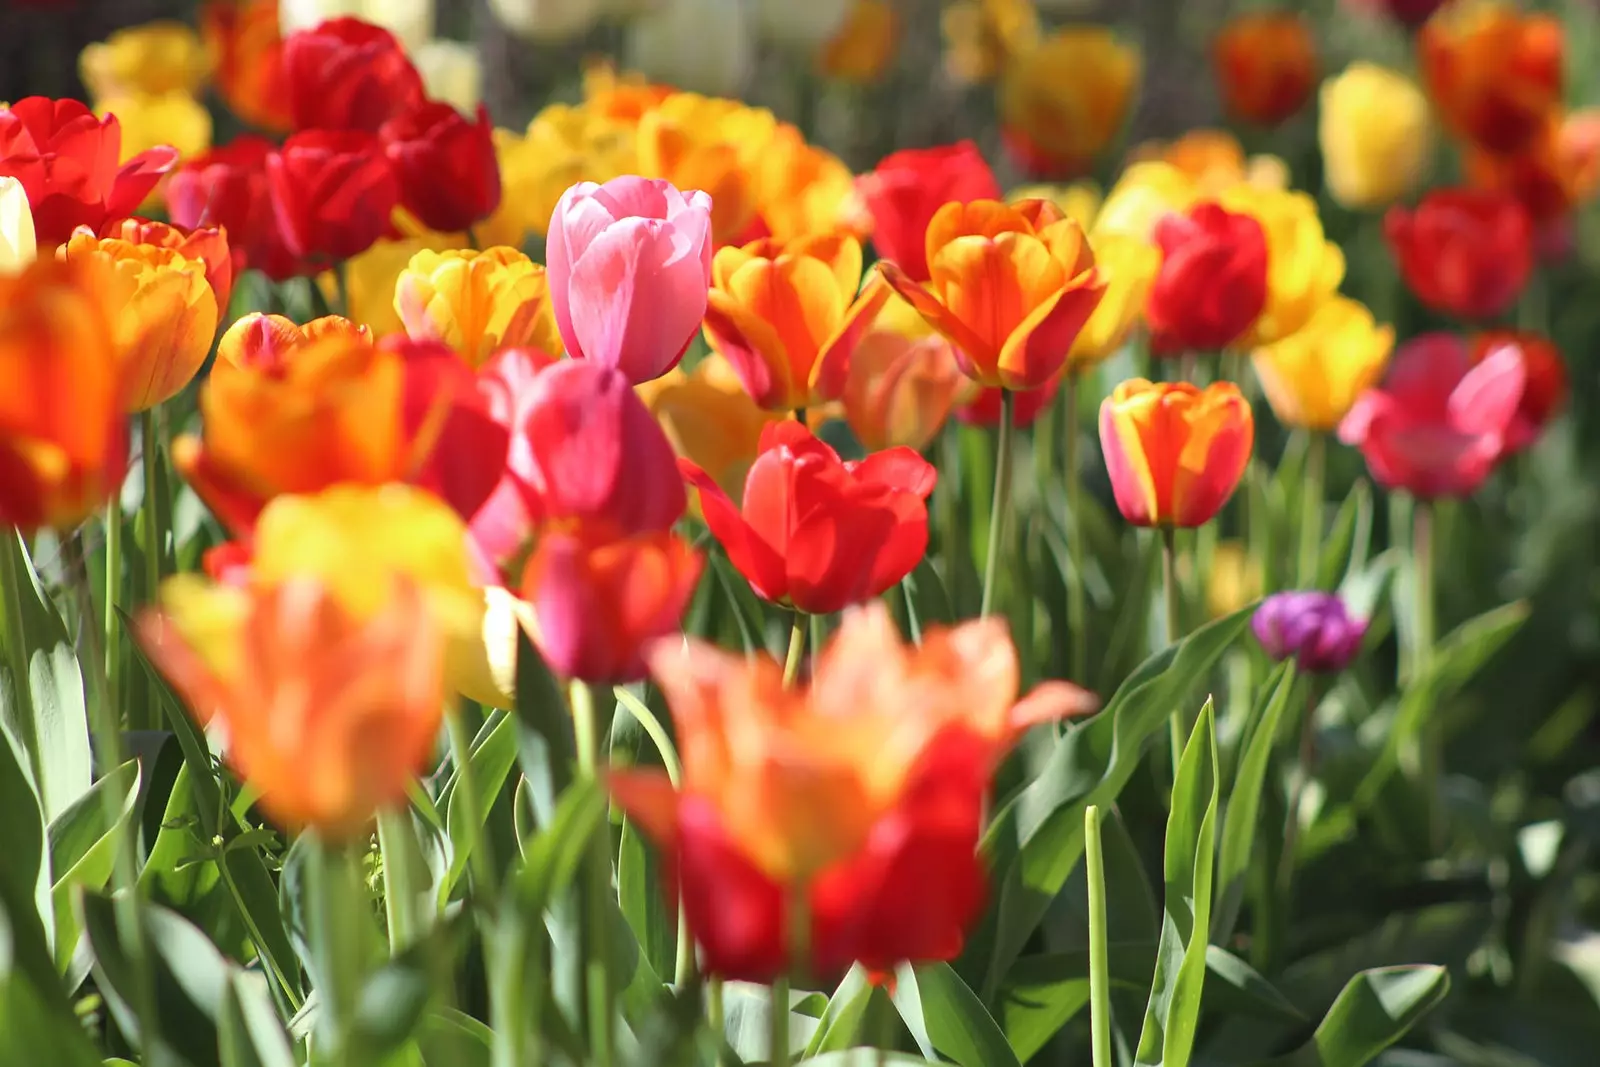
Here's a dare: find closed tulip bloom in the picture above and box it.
[1219,187,1344,346]
[0,257,127,531]
[332,230,466,338]
[380,102,500,234]
[266,130,400,265]
[843,330,968,452]
[857,141,1002,283]
[998,28,1140,179]
[634,95,776,244]
[683,422,935,614]
[0,97,177,248]
[0,177,37,271]
[609,603,1096,981]
[1338,333,1525,499]
[1213,13,1317,128]
[1069,233,1160,368]
[395,247,557,368]
[1099,380,1254,528]
[1252,591,1368,673]
[636,355,785,504]
[100,217,236,317]
[167,136,300,280]
[79,21,210,100]
[547,176,714,385]
[1252,297,1394,432]
[213,311,372,371]
[281,17,425,133]
[1464,114,1600,227]
[1385,189,1533,321]
[1470,330,1565,452]
[1092,162,1201,244]
[819,0,899,84]
[1319,63,1434,210]
[704,232,890,411]
[201,0,291,132]
[879,199,1106,390]
[1145,203,1269,353]
[1420,3,1563,156]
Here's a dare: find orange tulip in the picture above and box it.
[98,216,236,316]
[635,355,784,503]
[819,0,899,84]
[749,124,869,244]
[214,311,372,372]
[997,28,1139,179]
[0,257,128,531]
[1213,13,1317,128]
[878,199,1105,390]
[1465,111,1600,224]
[635,93,777,245]
[703,232,891,411]
[1098,379,1253,528]
[201,0,291,133]
[940,0,1039,85]
[1419,2,1564,155]
[842,328,968,452]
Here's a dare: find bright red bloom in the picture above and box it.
[1338,332,1525,499]
[682,422,936,615]
[1145,202,1268,353]
[99,216,238,318]
[380,102,501,234]
[1384,188,1533,321]
[266,130,399,266]
[856,142,1001,282]
[0,97,176,247]
[166,136,301,280]
[1213,13,1318,127]
[281,17,425,133]
[1470,330,1565,452]
[956,376,1060,430]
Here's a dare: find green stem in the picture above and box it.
[1064,371,1088,681]
[772,888,810,1067]
[980,390,1015,619]
[308,834,362,1061]
[708,976,726,1065]
[217,849,304,1012]
[1298,432,1326,588]
[571,681,614,1067]
[1162,527,1184,781]
[103,494,123,727]
[446,705,497,900]
[782,608,807,688]
[1277,677,1319,896]
[139,407,164,730]
[1085,805,1111,1067]
[938,429,962,604]
[378,809,422,956]
[1413,500,1442,851]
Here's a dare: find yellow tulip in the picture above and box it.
[413,40,483,114]
[636,93,779,244]
[750,124,867,244]
[479,107,637,247]
[1219,187,1344,346]
[1252,296,1394,431]
[1069,233,1159,368]
[395,247,560,367]
[0,177,36,273]
[997,28,1139,178]
[1130,129,1289,199]
[819,0,899,84]
[324,230,468,338]
[1092,162,1197,243]
[80,21,210,100]
[1206,540,1262,619]
[941,0,1040,84]
[1319,62,1434,210]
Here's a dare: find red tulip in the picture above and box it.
[956,377,1060,430]
[1213,13,1318,127]
[167,135,302,280]
[1145,202,1268,353]
[281,17,424,133]
[1470,330,1565,452]
[682,421,936,614]
[1384,188,1533,321]
[266,130,399,265]
[856,141,1002,282]
[380,102,501,234]
[1338,332,1525,499]
[0,97,176,247]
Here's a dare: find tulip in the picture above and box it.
[0,97,177,248]
[0,178,37,272]
[1252,592,1368,674]
[1219,187,1344,346]
[1470,330,1565,452]
[266,130,400,265]
[1252,297,1394,432]
[609,602,1096,980]
[857,141,1001,283]
[747,124,867,245]
[380,102,500,234]
[957,376,1059,431]
[281,17,425,133]
[166,136,301,280]
[1385,188,1533,321]
[1319,63,1434,210]
[623,0,756,98]
[100,217,236,317]
[940,0,1039,85]
[0,257,127,531]
[1419,3,1563,156]
[1123,130,1289,202]
[279,0,435,51]
[489,0,608,41]
[1205,541,1262,620]
[1010,182,1101,232]
[1464,114,1600,226]
[395,247,558,368]
[879,199,1106,390]
[634,94,776,244]
[1212,13,1317,128]
[479,105,639,249]
[412,40,484,115]
[546,176,714,385]
[1338,333,1525,499]
[214,311,371,371]
[998,28,1140,178]
[1145,202,1268,353]
[703,232,890,411]
[842,330,968,452]
[98,93,213,191]
[636,355,785,503]
[1068,233,1160,368]
[200,0,291,132]
[1099,379,1254,528]
[1092,162,1201,244]
[819,0,899,84]
[79,21,210,100]
[682,421,935,614]
[329,230,465,338]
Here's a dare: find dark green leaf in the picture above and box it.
[122,609,224,836]
[0,904,100,1067]
[893,961,1023,1067]
[219,971,296,1067]
[803,965,875,1056]
[417,1007,493,1067]
[618,816,675,980]
[1214,663,1296,946]
[512,627,573,831]
[0,723,54,993]
[1254,966,1449,1067]
[440,710,518,900]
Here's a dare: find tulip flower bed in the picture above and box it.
[3,3,1599,1067]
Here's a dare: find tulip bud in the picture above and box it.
[280,17,424,132]
[265,130,400,265]
[998,28,1139,178]
[1099,380,1253,528]
[858,141,1001,283]
[1252,591,1368,673]
[1212,13,1317,128]
[1318,63,1433,210]
[1384,188,1533,322]
[1252,297,1394,432]
[1145,203,1268,353]
[380,101,500,233]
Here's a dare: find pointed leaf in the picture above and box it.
[1213,663,1296,945]
[48,759,140,970]
[1253,966,1449,1067]
[893,961,1023,1067]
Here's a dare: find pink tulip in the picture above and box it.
[546,176,714,385]
[1338,332,1526,499]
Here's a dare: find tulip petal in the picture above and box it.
[680,456,788,602]
[849,447,938,498]
[106,145,179,220]
[607,767,683,846]
[1449,343,1526,436]
[876,261,993,382]
[1008,680,1101,732]
[704,287,795,410]
[811,274,892,402]
[996,271,1106,390]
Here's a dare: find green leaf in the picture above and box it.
[417,1007,493,1067]
[48,759,140,971]
[1135,699,1220,1067]
[1213,663,1296,946]
[802,1053,940,1067]
[0,903,101,1067]
[1318,481,1373,592]
[511,627,573,831]
[122,608,224,835]
[0,722,53,991]
[803,965,876,1056]
[618,816,675,980]
[348,945,437,1067]
[219,971,296,1067]
[1253,966,1449,1067]
[892,962,1023,1067]
[1203,948,1305,1024]
[440,710,518,901]
[512,778,605,914]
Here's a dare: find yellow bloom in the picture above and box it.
[819,0,899,84]
[479,106,637,247]
[750,124,867,243]
[1069,233,1159,368]
[324,230,468,338]
[0,177,36,273]
[80,21,210,101]
[636,355,784,504]
[1219,187,1344,346]
[1130,129,1289,199]
[395,247,560,367]
[1319,62,1434,210]
[1010,181,1102,232]
[636,93,779,244]
[998,28,1139,178]
[942,0,1040,84]
[413,40,483,114]
[1206,540,1262,619]
[1092,162,1197,243]
[99,92,212,177]
[1252,296,1394,432]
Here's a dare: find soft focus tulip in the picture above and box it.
[202,0,292,132]
[1470,331,1565,452]
[857,142,1001,283]
[480,105,638,248]
[636,355,784,504]
[1010,182,1101,232]
[1145,203,1268,353]
[1212,13,1316,128]
[635,94,776,245]
[1338,333,1525,499]
[1100,379,1254,528]
[140,575,445,838]
[1125,130,1289,201]
[880,199,1105,390]
[1219,187,1343,346]
[998,28,1139,178]
[1205,541,1262,620]
[413,40,484,115]
[266,130,400,265]
[167,136,300,280]
[1344,0,1446,28]
[843,330,968,452]
[80,21,210,100]
[941,0,1039,84]
[1419,3,1563,156]
[0,257,127,531]
[0,178,37,271]
[704,232,889,411]
[608,603,1096,981]
[957,375,1059,431]
[1464,114,1600,227]
[331,230,467,338]
[279,0,435,51]
[490,0,607,41]
[819,0,899,84]
[1385,188,1533,321]
[281,17,425,132]
[547,176,714,384]
[1252,591,1368,673]
[1092,162,1201,243]
[1319,63,1434,211]
[1068,233,1159,368]
[100,217,236,317]
[747,125,867,245]
[379,102,500,234]
[1252,297,1394,432]
[0,97,177,248]
[624,0,755,98]
[396,247,557,368]
[213,311,370,371]
[683,422,935,614]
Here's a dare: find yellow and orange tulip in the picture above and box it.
[395,246,560,367]
[1098,379,1253,528]
[841,328,968,452]
[636,93,778,245]
[997,28,1139,178]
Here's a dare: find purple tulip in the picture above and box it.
[1252,591,1368,673]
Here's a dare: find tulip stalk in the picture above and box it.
[783,608,808,688]
[103,496,123,725]
[1085,805,1111,1067]
[571,680,615,1067]
[1298,432,1326,587]
[138,408,165,728]
[1412,500,1443,849]
[1277,673,1316,896]
[980,391,1016,618]
[1064,371,1088,682]
[1161,526,1184,779]
[307,834,364,1065]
